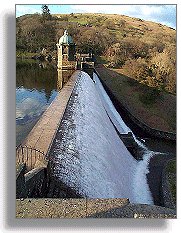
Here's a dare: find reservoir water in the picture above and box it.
[16,59,61,146]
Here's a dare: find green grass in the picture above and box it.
[169,178,176,204]
[125,76,139,87]
[16,51,37,58]
[96,56,109,64]
[16,58,37,68]
[67,14,91,25]
[69,18,89,25]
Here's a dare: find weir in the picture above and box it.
[48,71,150,203]
[16,70,155,204]
[16,28,175,218]
[16,30,176,218]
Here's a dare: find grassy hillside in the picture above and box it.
[16,13,176,94]
[96,65,176,133]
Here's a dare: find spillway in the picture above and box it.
[93,72,130,134]
[93,72,154,204]
[49,71,153,203]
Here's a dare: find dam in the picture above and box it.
[16,62,157,204]
[16,30,176,219]
[16,68,177,218]
[48,71,153,204]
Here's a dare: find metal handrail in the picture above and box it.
[16,144,47,171]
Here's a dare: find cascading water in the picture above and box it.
[93,72,165,204]
[50,71,160,204]
[50,71,137,201]
[93,72,130,135]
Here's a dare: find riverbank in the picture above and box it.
[95,65,176,135]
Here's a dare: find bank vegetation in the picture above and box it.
[16,12,176,95]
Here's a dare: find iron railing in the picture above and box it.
[16,145,47,171]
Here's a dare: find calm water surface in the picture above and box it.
[16,59,59,146]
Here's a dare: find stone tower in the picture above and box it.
[57,30,76,69]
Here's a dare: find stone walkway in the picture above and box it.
[16,198,176,218]
[16,71,79,169]
[16,198,129,218]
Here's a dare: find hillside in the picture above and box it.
[96,65,176,133]
[16,13,176,94]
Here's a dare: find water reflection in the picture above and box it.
[16,59,58,146]
[16,59,57,101]
[16,59,75,146]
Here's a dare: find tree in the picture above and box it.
[41,5,52,21]
[76,28,113,55]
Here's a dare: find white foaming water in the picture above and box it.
[52,71,158,204]
[52,71,137,201]
[93,73,130,134]
[93,72,154,204]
